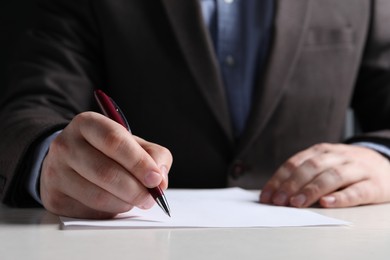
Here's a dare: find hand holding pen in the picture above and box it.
[94,89,171,216]
[39,91,172,219]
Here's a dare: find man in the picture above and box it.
[1,0,390,219]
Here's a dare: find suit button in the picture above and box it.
[231,161,247,179]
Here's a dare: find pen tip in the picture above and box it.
[155,195,171,217]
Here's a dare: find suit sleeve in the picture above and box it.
[348,0,390,146]
[0,0,104,206]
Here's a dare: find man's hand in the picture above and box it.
[260,143,390,208]
[40,112,172,219]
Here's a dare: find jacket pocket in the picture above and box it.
[304,27,355,49]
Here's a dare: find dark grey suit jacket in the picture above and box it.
[1,0,390,206]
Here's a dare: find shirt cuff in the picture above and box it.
[353,141,390,159]
[27,130,62,204]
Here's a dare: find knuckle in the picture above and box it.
[158,146,172,158]
[75,111,95,121]
[43,191,66,214]
[265,181,279,190]
[89,189,112,210]
[283,160,300,173]
[325,167,343,183]
[144,144,173,164]
[41,160,57,182]
[132,154,148,171]
[103,130,128,153]
[280,179,299,194]
[263,178,279,190]
[73,112,94,127]
[346,186,366,203]
[158,146,173,165]
[303,157,323,171]
[303,184,321,198]
[50,135,69,156]
[312,143,331,152]
[94,163,120,186]
[41,159,64,190]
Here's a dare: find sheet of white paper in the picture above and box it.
[60,188,349,229]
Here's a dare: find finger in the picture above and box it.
[64,136,151,206]
[41,163,135,215]
[261,144,327,204]
[290,162,367,207]
[135,136,173,190]
[274,152,347,206]
[260,167,291,205]
[74,112,163,188]
[44,193,117,219]
[260,158,306,205]
[50,126,152,207]
[319,181,377,208]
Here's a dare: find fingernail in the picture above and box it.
[144,171,162,187]
[160,165,168,180]
[290,194,306,207]
[322,196,336,206]
[273,192,288,205]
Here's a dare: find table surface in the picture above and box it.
[1,201,390,260]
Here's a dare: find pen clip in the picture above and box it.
[94,89,131,133]
[109,97,132,133]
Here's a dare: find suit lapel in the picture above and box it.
[161,0,312,150]
[161,0,234,141]
[236,0,313,157]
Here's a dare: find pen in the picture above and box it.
[94,89,171,217]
